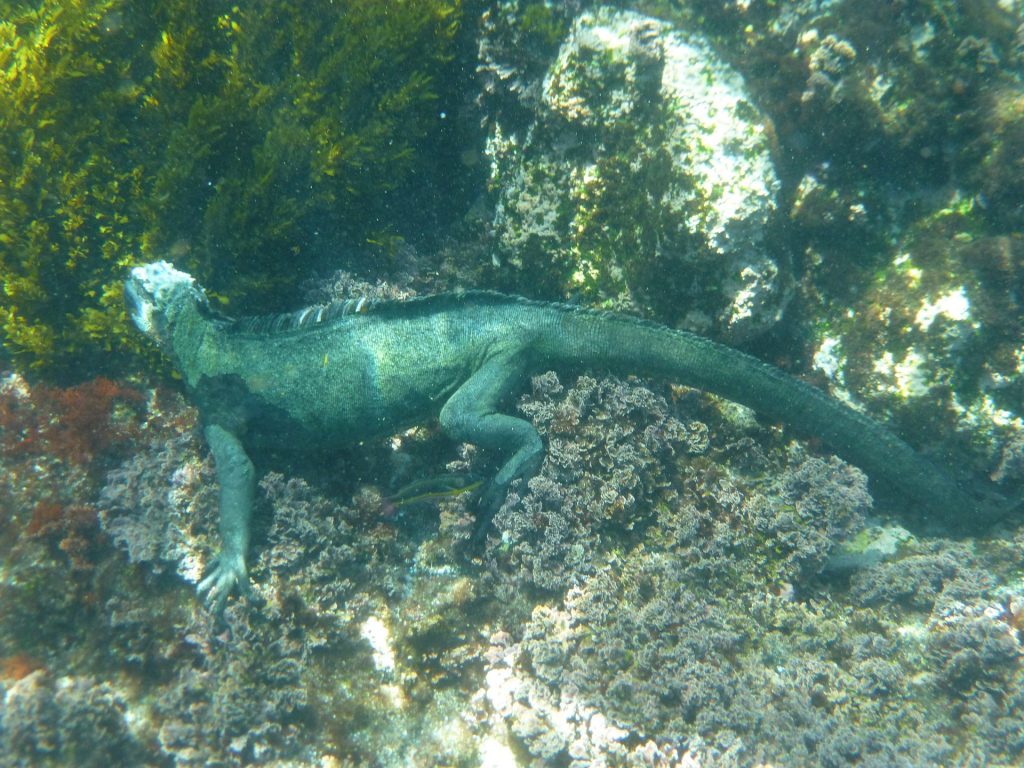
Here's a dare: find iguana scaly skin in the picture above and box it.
[125,261,998,611]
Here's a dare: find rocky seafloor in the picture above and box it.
[2,364,1024,767]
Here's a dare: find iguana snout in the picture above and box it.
[125,260,205,345]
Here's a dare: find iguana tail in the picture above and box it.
[538,306,1005,527]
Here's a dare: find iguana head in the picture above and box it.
[125,260,210,348]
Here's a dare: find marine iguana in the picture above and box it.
[125,260,1001,612]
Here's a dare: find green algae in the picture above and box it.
[0,0,464,379]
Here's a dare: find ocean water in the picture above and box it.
[2,1,1023,766]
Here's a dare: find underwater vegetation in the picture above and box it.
[0,0,466,379]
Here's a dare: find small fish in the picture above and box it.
[381,474,482,518]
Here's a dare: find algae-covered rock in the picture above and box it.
[0,672,145,768]
[759,0,1024,492]
[807,228,1024,490]
[484,5,784,341]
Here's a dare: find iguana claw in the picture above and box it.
[197,553,252,615]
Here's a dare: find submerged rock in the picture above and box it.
[484,5,784,340]
[0,672,144,768]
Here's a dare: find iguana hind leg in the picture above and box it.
[438,354,544,540]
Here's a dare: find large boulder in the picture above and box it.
[484,5,784,341]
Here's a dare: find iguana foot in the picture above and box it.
[197,553,253,615]
[469,480,509,545]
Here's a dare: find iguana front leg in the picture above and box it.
[439,353,545,540]
[197,423,255,613]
